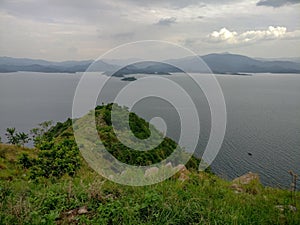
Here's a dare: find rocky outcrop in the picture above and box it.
[143,164,191,181]
[233,172,260,185]
[57,206,89,224]
[174,164,190,182]
[230,172,260,194]
[144,167,159,177]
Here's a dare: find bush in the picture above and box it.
[30,140,81,180]
[18,153,33,169]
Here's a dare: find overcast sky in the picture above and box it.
[0,0,299,60]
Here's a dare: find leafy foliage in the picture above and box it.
[30,120,53,148]
[18,153,33,169]
[0,144,37,179]
[44,104,200,169]
[5,128,18,145]
[5,128,30,147]
[30,139,81,180]
[2,104,201,181]
[16,132,30,147]
[98,104,200,168]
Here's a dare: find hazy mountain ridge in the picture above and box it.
[107,61,183,77]
[0,56,93,73]
[1,53,300,74]
[202,53,300,74]
[255,57,300,64]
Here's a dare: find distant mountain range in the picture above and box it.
[1,53,300,75]
[105,61,183,77]
[166,53,300,74]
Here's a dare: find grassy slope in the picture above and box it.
[0,144,38,180]
[0,104,299,224]
[0,144,299,224]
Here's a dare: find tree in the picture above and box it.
[5,128,18,145]
[40,120,53,131]
[16,132,30,147]
[30,120,53,147]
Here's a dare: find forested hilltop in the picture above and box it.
[0,104,299,224]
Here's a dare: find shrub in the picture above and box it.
[18,153,33,169]
[30,140,81,180]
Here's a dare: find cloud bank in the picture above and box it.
[208,26,300,44]
[0,0,299,59]
[256,0,300,8]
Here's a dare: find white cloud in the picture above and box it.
[209,28,238,44]
[207,26,300,44]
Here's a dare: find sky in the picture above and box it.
[0,0,299,61]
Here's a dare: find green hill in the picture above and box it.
[0,104,299,224]
[42,104,200,170]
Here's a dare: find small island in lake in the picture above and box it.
[121,76,137,81]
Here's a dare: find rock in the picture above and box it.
[232,172,260,185]
[275,205,297,212]
[144,167,159,177]
[66,209,75,215]
[230,183,244,193]
[58,206,89,224]
[104,194,115,200]
[288,205,297,212]
[78,206,88,215]
[275,205,285,212]
[178,172,190,182]
[174,164,187,172]
[120,170,127,176]
[230,172,260,193]
[174,164,190,182]
[165,162,172,169]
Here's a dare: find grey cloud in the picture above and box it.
[0,0,119,23]
[0,0,299,60]
[120,0,203,8]
[0,0,241,23]
[119,0,241,9]
[256,0,300,7]
[155,17,177,26]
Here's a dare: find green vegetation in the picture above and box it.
[0,104,299,224]
[121,76,137,81]
[40,104,200,169]
[0,144,38,180]
[30,120,53,148]
[5,128,30,147]
[29,139,81,180]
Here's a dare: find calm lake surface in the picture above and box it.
[0,72,299,189]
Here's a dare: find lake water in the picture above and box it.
[0,72,299,189]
